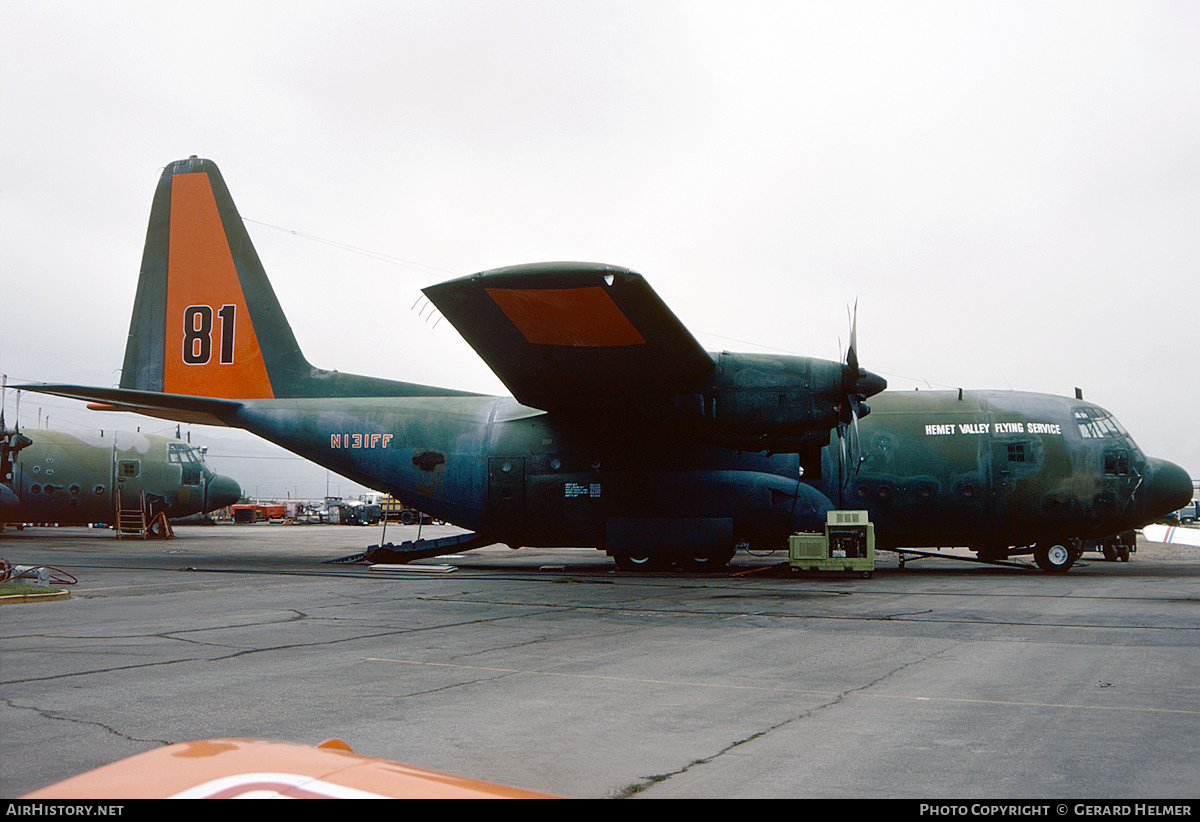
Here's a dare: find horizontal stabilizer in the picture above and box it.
[20,384,242,427]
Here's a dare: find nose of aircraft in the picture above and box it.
[1143,458,1193,519]
[206,474,242,512]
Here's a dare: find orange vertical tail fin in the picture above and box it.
[119,158,473,402]
[121,158,307,399]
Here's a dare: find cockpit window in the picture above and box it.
[168,443,202,464]
[1073,407,1129,440]
[1075,407,1144,463]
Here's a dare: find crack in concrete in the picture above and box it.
[450,623,646,660]
[1,606,582,685]
[617,642,953,797]
[2,696,169,747]
[391,674,503,699]
[0,609,310,644]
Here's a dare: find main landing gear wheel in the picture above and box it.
[677,551,734,573]
[613,552,662,572]
[1034,541,1078,573]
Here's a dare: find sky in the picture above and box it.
[2,0,1198,497]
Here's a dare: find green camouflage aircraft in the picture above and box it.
[26,158,1193,570]
[1,425,240,530]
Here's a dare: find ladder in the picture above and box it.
[115,491,147,537]
[115,491,173,539]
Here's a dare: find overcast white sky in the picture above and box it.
[2,1,1198,496]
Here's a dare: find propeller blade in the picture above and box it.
[851,401,862,473]
[834,300,883,495]
[845,301,860,378]
[837,418,848,504]
[852,403,872,476]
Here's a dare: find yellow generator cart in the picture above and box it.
[789,510,876,578]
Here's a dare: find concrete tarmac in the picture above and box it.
[1,523,1198,799]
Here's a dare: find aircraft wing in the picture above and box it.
[422,263,715,414]
[24,738,555,799]
[19,384,243,427]
[1141,524,1200,547]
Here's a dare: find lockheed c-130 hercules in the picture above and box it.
[26,158,1193,571]
[1,423,241,533]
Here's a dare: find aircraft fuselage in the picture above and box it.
[1,430,241,527]
[817,390,1186,551]
[221,387,1189,561]
[26,158,1192,570]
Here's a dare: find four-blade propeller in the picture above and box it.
[837,303,886,501]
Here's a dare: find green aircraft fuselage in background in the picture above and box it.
[25,158,1193,571]
[0,428,241,527]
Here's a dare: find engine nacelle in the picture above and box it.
[671,352,882,452]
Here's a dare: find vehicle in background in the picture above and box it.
[1165,499,1199,525]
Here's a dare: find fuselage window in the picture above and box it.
[1104,449,1130,476]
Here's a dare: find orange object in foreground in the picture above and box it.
[24,738,555,799]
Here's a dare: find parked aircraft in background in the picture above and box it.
[25,158,1193,569]
[1142,522,1200,548]
[1,424,241,532]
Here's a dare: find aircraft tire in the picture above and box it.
[1102,544,1119,562]
[613,552,663,572]
[1034,542,1077,573]
[1117,546,1131,562]
[677,550,734,573]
